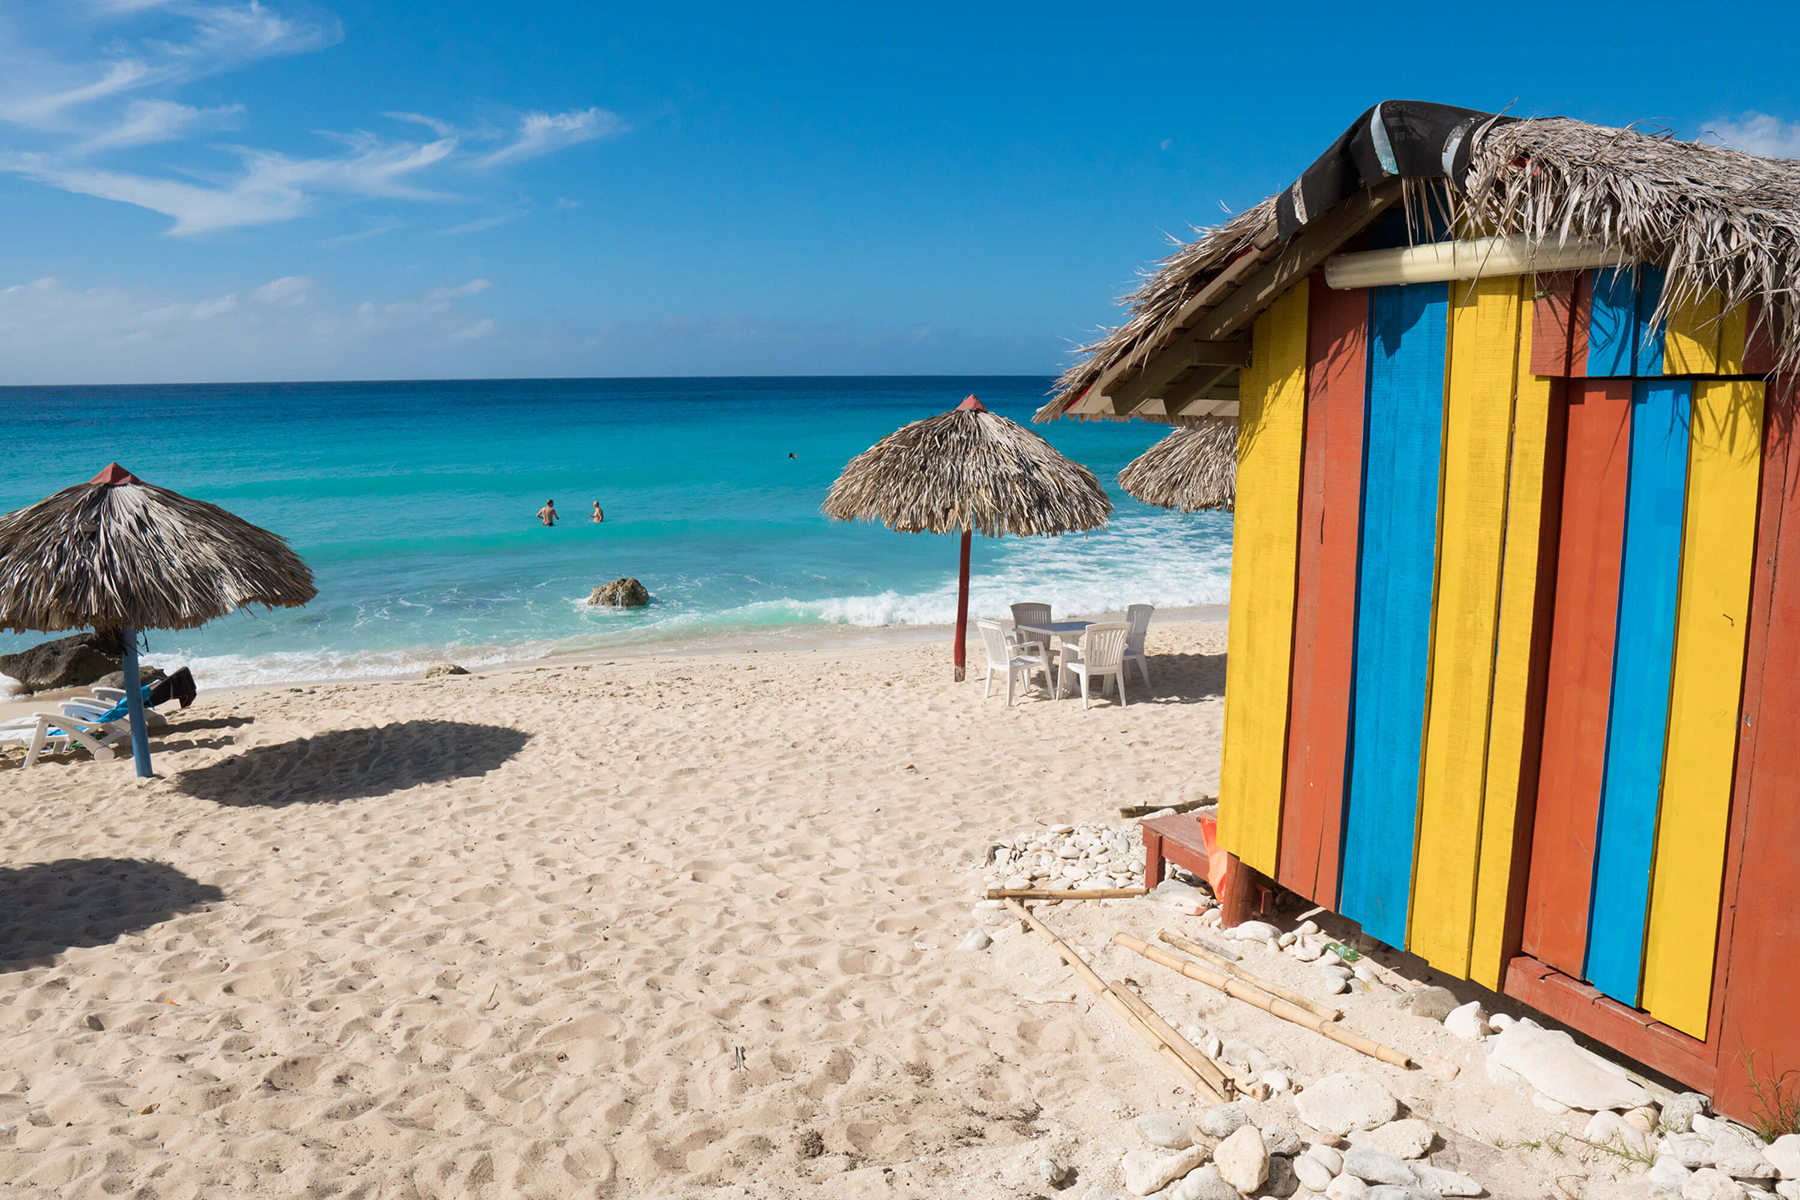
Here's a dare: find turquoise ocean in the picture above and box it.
[1,378,1232,686]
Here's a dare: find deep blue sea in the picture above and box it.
[1,378,1232,685]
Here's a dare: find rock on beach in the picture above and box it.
[1295,1072,1399,1136]
[1488,1017,1651,1111]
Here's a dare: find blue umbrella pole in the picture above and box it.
[119,628,154,778]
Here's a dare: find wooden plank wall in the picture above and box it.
[1217,281,1312,878]
[1277,279,1368,905]
[1338,281,1449,948]
[1409,276,1521,975]
[1585,380,1690,1005]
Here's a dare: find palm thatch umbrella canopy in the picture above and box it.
[0,463,316,776]
[824,395,1111,679]
[1118,419,1237,513]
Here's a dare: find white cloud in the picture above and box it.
[251,275,310,304]
[430,211,522,237]
[317,220,402,246]
[385,110,457,138]
[1,153,307,232]
[1701,112,1800,159]
[74,97,241,153]
[427,279,492,299]
[475,108,624,168]
[449,317,496,340]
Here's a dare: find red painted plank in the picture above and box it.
[1714,374,1800,1121]
[1277,279,1368,906]
[1530,273,1578,377]
[1504,955,1716,1093]
[1520,379,1631,975]
[1744,299,1777,376]
[1569,271,1593,378]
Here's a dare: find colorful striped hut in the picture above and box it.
[1039,101,1800,1119]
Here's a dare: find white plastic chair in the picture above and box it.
[977,620,1053,706]
[1008,602,1052,646]
[1058,622,1130,710]
[0,711,131,769]
[1124,604,1154,688]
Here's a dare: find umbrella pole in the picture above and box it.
[953,527,972,681]
[119,627,153,778]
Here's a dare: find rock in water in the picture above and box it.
[0,630,124,692]
[423,663,470,678]
[1296,1072,1400,1136]
[1396,985,1458,1021]
[1121,1146,1209,1197]
[1662,1092,1711,1135]
[588,577,650,607]
[1196,1104,1251,1139]
[1213,1126,1269,1196]
[1489,1018,1652,1111]
[1134,1111,1193,1150]
[1367,1119,1435,1160]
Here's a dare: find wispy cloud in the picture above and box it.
[475,108,624,168]
[0,5,621,235]
[317,220,403,247]
[430,211,524,237]
[1702,112,1800,159]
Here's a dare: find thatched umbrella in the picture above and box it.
[823,395,1111,680]
[1118,418,1237,513]
[0,463,316,776]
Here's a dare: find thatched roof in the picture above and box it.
[1118,419,1237,513]
[0,463,316,634]
[824,396,1111,536]
[1041,101,1800,425]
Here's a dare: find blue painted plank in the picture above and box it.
[1339,282,1448,947]
[1635,265,1668,376]
[1588,267,1638,377]
[1584,379,1690,1004]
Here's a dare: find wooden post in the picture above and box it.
[119,627,153,778]
[953,526,972,681]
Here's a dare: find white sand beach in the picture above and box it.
[0,621,1664,1198]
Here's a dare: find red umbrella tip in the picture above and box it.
[90,463,141,486]
[956,395,986,412]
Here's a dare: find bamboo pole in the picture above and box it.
[1157,930,1343,1021]
[1115,932,1414,1069]
[1003,900,1224,1100]
[1108,983,1233,1099]
[986,887,1147,901]
[1118,797,1215,819]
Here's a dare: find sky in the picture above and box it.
[4,1,1800,385]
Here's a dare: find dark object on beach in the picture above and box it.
[147,666,197,709]
[0,629,127,693]
[589,578,650,607]
[0,463,314,776]
[1119,420,1238,514]
[424,663,471,678]
[823,395,1110,680]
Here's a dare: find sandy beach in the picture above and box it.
[0,620,1662,1198]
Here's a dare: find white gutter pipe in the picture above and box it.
[1323,234,1629,290]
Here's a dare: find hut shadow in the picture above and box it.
[0,858,224,967]
[172,720,530,807]
[1132,651,1226,705]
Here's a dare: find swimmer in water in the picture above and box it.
[537,499,557,526]
[592,501,604,523]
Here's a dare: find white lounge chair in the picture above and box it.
[1124,603,1154,688]
[1058,622,1130,710]
[0,710,132,769]
[977,620,1053,706]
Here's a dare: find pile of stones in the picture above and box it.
[981,822,1151,893]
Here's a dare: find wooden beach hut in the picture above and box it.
[1039,101,1800,1119]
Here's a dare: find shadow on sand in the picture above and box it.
[173,720,530,807]
[0,858,224,966]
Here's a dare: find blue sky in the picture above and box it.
[3,1,1798,384]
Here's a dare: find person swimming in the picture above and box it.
[537,500,557,526]
[592,501,604,523]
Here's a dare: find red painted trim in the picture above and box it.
[1569,272,1593,378]
[1521,380,1630,975]
[1744,300,1777,376]
[1278,279,1367,906]
[1529,273,1578,377]
[1714,375,1800,1121]
[1504,955,1716,1092]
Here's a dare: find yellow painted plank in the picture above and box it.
[1640,379,1765,1037]
[1664,290,1723,375]
[1469,277,1555,991]
[1716,303,1750,376]
[1217,281,1310,877]
[1408,275,1521,975]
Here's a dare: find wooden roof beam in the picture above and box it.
[1114,340,1250,410]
